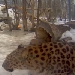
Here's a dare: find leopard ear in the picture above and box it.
[18,44,24,49]
[21,48,28,58]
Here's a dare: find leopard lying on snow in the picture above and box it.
[2,41,75,75]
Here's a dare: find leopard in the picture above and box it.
[2,41,75,75]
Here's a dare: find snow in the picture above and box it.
[53,18,75,42]
[60,28,75,42]
[54,20,66,25]
[0,5,15,24]
[8,8,15,20]
[0,31,35,75]
[54,18,69,25]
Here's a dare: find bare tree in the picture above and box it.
[22,0,28,31]
[4,0,12,31]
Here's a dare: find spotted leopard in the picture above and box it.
[2,41,75,75]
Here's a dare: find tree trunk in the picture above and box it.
[31,0,35,28]
[13,0,20,29]
[4,0,12,31]
[36,0,40,37]
[22,0,28,31]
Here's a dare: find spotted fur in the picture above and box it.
[2,41,75,75]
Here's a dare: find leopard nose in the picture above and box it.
[2,64,13,72]
[7,69,13,72]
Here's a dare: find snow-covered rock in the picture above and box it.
[60,29,75,42]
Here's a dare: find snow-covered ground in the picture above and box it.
[0,30,35,75]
